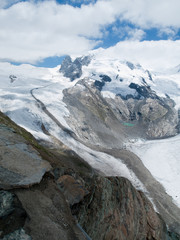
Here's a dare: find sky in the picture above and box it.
[0,0,180,70]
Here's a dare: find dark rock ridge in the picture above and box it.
[146,70,153,81]
[57,175,89,206]
[72,176,176,240]
[0,191,28,239]
[99,74,112,82]
[119,79,156,100]
[126,61,135,70]
[94,74,112,91]
[94,79,105,91]
[9,75,17,83]
[128,82,155,99]
[60,55,91,81]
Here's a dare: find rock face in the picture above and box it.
[0,190,28,239]
[0,191,14,218]
[63,79,129,149]
[73,176,171,240]
[63,79,178,150]
[15,178,87,240]
[60,56,91,81]
[9,75,17,83]
[2,229,31,240]
[107,94,178,138]
[0,124,51,189]
[0,112,87,240]
[57,175,89,206]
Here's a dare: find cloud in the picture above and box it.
[124,27,146,41]
[111,0,180,29]
[0,0,179,64]
[0,0,116,63]
[127,29,146,41]
[94,40,180,71]
[0,0,21,9]
[158,27,178,39]
[68,0,97,4]
[111,25,146,41]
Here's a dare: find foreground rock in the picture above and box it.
[2,229,31,240]
[0,124,51,189]
[0,190,28,239]
[57,175,89,206]
[73,176,176,240]
[14,177,87,240]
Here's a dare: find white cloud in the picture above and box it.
[0,0,116,63]
[0,0,179,64]
[111,26,146,41]
[111,0,180,29]
[93,40,180,71]
[0,0,21,9]
[126,28,146,41]
[158,27,178,39]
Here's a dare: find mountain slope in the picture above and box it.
[0,56,180,236]
[1,111,178,240]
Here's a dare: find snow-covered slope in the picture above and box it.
[126,135,180,207]
[79,56,180,109]
[0,62,72,139]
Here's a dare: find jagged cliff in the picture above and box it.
[73,176,169,240]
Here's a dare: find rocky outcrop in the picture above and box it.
[57,175,89,206]
[128,82,155,99]
[0,124,51,189]
[140,98,178,137]
[94,74,112,91]
[126,61,136,70]
[9,75,17,83]
[0,111,89,240]
[63,80,127,149]
[0,191,28,239]
[2,229,31,240]
[107,95,178,138]
[72,176,174,240]
[14,177,87,240]
[63,79,178,150]
[60,55,91,81]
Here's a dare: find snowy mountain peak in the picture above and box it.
[59,55,164,102]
